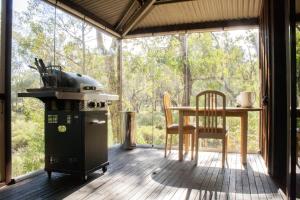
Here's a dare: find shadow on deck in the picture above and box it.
[0,147,284,200]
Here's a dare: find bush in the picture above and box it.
[12,111,44,177]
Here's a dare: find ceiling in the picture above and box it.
[44,0,263,38]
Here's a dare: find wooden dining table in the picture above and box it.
[169,106,262,164]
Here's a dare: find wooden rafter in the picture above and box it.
[115,0,139,31]
[154,0,196,5]
[121,0,156,37]
[126,18,259,37]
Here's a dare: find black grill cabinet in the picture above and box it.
[45,108,108,180]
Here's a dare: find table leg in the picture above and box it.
[179,111,184,161]
[241,112,248,164]
[183,117,189,154]
[184,134,189,154]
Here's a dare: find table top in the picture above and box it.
[169,106,262,112]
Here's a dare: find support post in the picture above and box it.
[0,0,4,179]
[117,39,123,143]
[0,0,13,184]
[287,0,296,198]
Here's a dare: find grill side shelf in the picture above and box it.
[18,91,57,98]
[18,91,119,101]
[18,91,84,100]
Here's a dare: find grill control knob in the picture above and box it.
[100,102,106,108]
[88,101,96,108]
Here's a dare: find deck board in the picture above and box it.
[0,147,284,200]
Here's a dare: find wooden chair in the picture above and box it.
[163,92,196,159]
[195,90,228,167]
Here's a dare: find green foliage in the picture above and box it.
[11,109,44,176]
[136,126,153,144]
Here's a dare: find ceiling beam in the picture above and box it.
[154,0,196,5]
[122,0,156,37]
[44,0,121,38]
[126,18,259,38]
[116,0,139,31]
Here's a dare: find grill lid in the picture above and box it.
[55,70,104,92]
[30,58,104,92]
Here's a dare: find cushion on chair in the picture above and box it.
[167,124,196,132]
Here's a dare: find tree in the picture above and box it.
[179,34,192,106]
[96,32,121,144]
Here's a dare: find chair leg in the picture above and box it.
[169,134,173,154]
[191,133,195,160]
[186,134,190,153]
[225,135,228,161]
[195,135,199,165]
[222,137,226,168]
[164,133,168,158]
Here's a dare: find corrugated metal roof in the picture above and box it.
[70,0,134,26]
[134,0,262,30]
[44,0,262,38]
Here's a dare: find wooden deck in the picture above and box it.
[0,147,284,200]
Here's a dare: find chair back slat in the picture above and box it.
[196,90,226,134]
[163,92,173,127]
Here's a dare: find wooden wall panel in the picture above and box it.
[0,65,3,182]
[0,0,13,184]
[0,101,4,183]
[260,0,295,197]
[259,0,271,170]
[259,0,292,194]
[287,0,297,198]
[0,0,5,183]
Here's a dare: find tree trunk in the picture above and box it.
[105,56,121,143]
[81,23,86,74]
[96,32,121,144]
[179,34,192,106]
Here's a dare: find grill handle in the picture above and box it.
[89,120,106,125]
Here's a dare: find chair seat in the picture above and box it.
[167,124,196,133]
[197,128,227,139]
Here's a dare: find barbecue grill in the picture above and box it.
[18,58,119,180]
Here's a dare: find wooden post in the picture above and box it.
[0,71,4,182]
[0,0,4,181]
[258,60,262,154]
[287,0,297,198]
[117,39,123,143]
[0,0,13,184]
[259,0,294,194]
